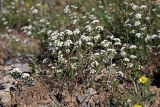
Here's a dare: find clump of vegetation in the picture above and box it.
[0,0,160,106]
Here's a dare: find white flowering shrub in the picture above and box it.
[46,6,123,78]
[0,0,160,106]
[0,0,159,79]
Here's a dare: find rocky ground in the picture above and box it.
[0,32,160,107]
[0,31,115,107]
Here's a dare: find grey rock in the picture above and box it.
[4,66,12,74]
[77,94,88,103]
[85,96,91,103]
[88,97,94,104]
[81,102,87,107]
[12,63,32,73]
[3,83,14,91]
[77,88,98,107]
[0,91,11,106]
[85,88,97,95]
[3,75,15,83]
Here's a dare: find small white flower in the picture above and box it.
[141,27,147,30]
[40,18,45,23]
[96,26,104,31]
[114,42,122,46]
[138,65,144,69]
[121,46,126,51]
[10,68,22,74]
[128,63,134,68]
[81,35,91,41]
[131,30,135,33]
[135,13,142,19]
[47,30,53,35]
[89,14,96,20]
[101,40,112,47]
[58,54,65,62]
[131,4,138,10]
[36,3,42,7]
[157,15,160,17]
[140,5,147,9]
[56,69,62,73]
[28,18,31,22]
[127,99,132,103]
[130,55,137,59]
[64,40,73,47]
[21,26,27,30]
[94,53,100,56]
[59,32,64,36]
[136,33,141,38]
[118,71,124,77]
[75,40,82,46]
[7,29,12,33]
[111,63,116,67]
[21,73,30,78]
[145,17,150,20]
[50,34,58,40]
[71,5,78,9]
[113,38,121,42]
[151,34,158,39]
[85,25,92,32]
[124,1,129,5]
[145,35,151,41]
[73,28,80,35]
[134,21,141,26]
[87,42,94,46]
[107,48,116,54]
[46,22,50,25]
[129,12,134,16]
[92,8,95,11]
[39,28,46,33]
[123,58,130,62]
[66,49,70,53]
[72,19,78,24]
[120,51,127,56]
[108,35,114,40]
[99,6,104,8]
[71,63,77,69]
[55,40,63,47]
[27,25,32,29]
[26,31,32,36]
[152,9,157,11]
[64,5,71,13]
[90,69,96,74]
[42,58,49,63]
[65,30,73,35]
[92,20,99,24]
[129,45,137,49]
[94,34,101,40]
[2,18,6,21]
[32,9,38,14]
[91,61,99,67]
[3,21,8,25]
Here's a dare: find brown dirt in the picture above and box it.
[10,78,55,107]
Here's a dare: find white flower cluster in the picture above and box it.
[21,25,33,36]
[145,34,160,41]
[45,4,146,74]
[9,68,30,79]
[31,7,38,14]
[46,8,128,74]
[10,68,22,74]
